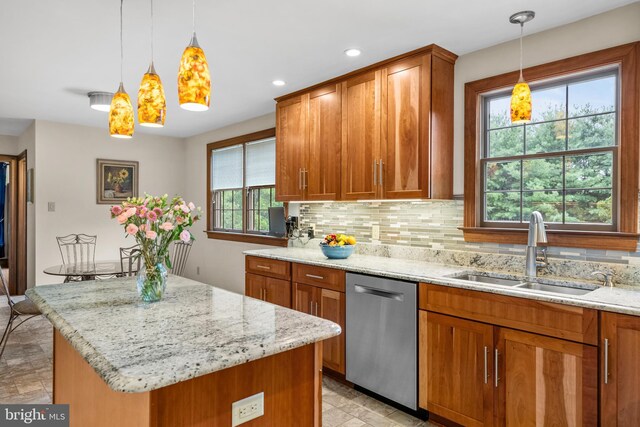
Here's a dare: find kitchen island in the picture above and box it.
[26,276,341,427]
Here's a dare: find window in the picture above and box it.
[482,71,617,230]
[463,43,640,251]
[206,128,286,245]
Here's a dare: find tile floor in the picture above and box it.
[0,298,436,426]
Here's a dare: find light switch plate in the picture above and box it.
[232,392,264,426]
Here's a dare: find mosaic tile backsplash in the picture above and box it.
[298,200,640,266]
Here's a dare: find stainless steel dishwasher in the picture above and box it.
[346,272,417,410]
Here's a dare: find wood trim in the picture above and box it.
[205,230,288,247]
[205,128,276,152]
[461,227,639,251]
[275,44,458,102]
[16,151,27,295]
[0,154,19,294]
[463,42,640,250]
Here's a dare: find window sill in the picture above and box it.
[204,231,289,247]
[460,227,639,252]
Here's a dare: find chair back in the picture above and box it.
[170,239,193,276]
[0,268,12,307]
[119,245,141,277]
[57,234,97,266]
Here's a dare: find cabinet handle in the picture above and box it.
[373,160,377,186]
[604,338,609,385]
[298,168,303,190]
[379,160,384,187]
[263,288,268,301]
[494,349,500,388]
[483,346,489,384]
[305,274,324,280]
[303,169,308,189]
[256,265,271,270]
[260,288,264,300]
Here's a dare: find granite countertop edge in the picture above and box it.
[26,284,341,394]
[244,248,640,317]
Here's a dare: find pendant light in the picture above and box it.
[138,0,166,127]
[178,0,211,111]
[509,11,535,124]
[109,0,134,138]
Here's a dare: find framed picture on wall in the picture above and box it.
[96,159,139,204]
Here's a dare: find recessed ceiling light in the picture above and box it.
[344,48,361,57]
[88,92,113,112]
[272,80,286,86]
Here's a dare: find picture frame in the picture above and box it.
[96,159,139,205]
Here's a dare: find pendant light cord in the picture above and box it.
[120,0,124,83]
[519,23,524,81]
[150,0,154,63]
[192,0,196,36]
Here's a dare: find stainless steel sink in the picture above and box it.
[514,282,597,296]
[452,274,524,287]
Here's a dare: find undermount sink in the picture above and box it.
[453,273,523,287]
[451,273,597,296]
[514,282,598,296]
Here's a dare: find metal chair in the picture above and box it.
[56,234,97,282]
[169,239,193,276]
[0,269,41,360]
[119,245,141,277]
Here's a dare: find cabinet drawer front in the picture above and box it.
[420,283,597,345]
[293,263,345,292]
[245,256,291,279]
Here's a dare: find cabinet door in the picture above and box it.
[420,311,494,427]
[318,289,345,374]
[496,328,597,426]
[263,276,292,308]
[381,54,431,199]
[307,84,342,200]
[601,312,640,427]
[276,95,307,201]
[245,273,265,300]
[341,71,381,200]
[293,282,317,315]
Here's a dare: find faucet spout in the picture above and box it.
[525,211,548,278]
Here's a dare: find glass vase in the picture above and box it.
[136,263,168,302]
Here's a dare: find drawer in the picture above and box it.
[293,263,345,292]
[419,283,598,345]
[245,256,291,280]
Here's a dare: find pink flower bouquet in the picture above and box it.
[111,194,201,302]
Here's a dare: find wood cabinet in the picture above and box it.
[496,328,597,426]
[275,44,456,202]
[600,312,640,426]
[420,311,494,427]
[245,273,291,308]
[293,264,346,374]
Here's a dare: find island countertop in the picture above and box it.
[26,276,341,393]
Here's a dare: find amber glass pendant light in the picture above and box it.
[138,0,166,127]
[110,0,134,138]
[509,11,535,124]
[178,0,211,111]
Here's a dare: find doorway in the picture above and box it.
[0,151,27,295]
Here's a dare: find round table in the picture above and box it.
[43,261,134,282]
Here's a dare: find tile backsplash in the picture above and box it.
[298,200,640,265]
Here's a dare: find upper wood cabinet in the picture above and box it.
[275,96,307,201]
[600,312,640,426]
[275,44,456,201]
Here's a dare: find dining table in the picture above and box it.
[43,261,136,282]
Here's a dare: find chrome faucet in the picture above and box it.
[525,211,548,277]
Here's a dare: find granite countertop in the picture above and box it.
[26,276,340,393]
[245,247,640,316]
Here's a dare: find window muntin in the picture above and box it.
[481,70,618,229]
[210,137,282,234]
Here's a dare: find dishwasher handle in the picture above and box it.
[353,284,404,301]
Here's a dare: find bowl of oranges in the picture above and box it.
[320,234,357,259]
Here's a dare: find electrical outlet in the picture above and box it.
[196,266,200,275]
[232,392,264,426]
[372,224,380,240]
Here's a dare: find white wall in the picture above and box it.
[0,135,19,155]
[33,121,185,286]
[452,2,640,194]
[182,113,276,294]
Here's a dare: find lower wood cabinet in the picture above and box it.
[294,282,346,374]
[245,273,291,308]
[600,312,640,426]
[419,311,494,427]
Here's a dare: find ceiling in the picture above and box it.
[0,0,636,138]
